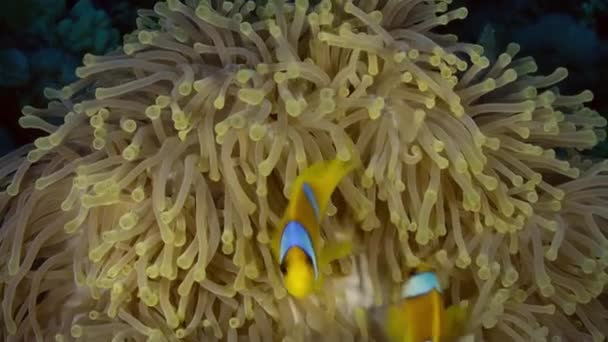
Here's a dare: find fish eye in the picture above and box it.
[280,263,287,275]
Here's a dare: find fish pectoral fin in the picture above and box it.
[320,240,353,264]
[385,305,405,342]
[312,270,326,293]
[311,246,349,292]
[441,302,470,341]
[270,228,281,259]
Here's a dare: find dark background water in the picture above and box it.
[0,0,606,157]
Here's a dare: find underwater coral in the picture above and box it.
[0,0,122,116]
[1,0,607,341]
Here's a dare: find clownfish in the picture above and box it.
[370,263,469,342]
[272,158,358,298]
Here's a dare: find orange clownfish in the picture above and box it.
[382,264,469,342]
[272,158,358,298]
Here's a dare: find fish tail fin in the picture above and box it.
[293,158,358,218]
[441,301,470,341]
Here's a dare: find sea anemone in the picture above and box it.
[1,0,607,341]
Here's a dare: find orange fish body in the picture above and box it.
[384,264,469,342]
[271,158,358,298]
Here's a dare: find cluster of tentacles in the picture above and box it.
[1,0,607,341]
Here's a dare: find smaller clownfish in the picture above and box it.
[381,263,469,342]
[271,158,358,299]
